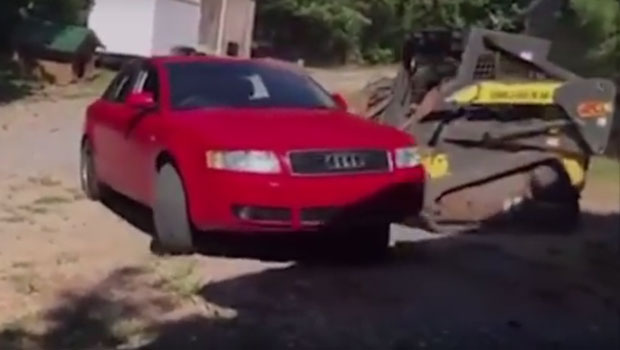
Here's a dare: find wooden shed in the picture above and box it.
[13,20,102,85]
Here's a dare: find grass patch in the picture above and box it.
[153,258,202,302]
[1,56,115,105]
[66,187,87,201]
[0,215,26,223]
[588,157,620,184]
[59,69,116,99]
[0,312,49,350]
[7,273,40,295]
[0,324,38,350]
[11,261,33,269]
[110,318,152,343]
[0,57,38,105]
[33,195,72,206]
[27,175,62,187]
[41,225,57,233]
[55,252,80,265]
[8,185,21,192]
[85,69,115,93]
[0,207,28,223]
[38,176,62,187]
[18,205,49,215]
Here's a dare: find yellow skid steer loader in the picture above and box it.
[363,27,617,233]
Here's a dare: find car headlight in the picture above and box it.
[206,150,281,174]
[394,146,421,169]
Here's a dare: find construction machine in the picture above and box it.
[363,27,617,233]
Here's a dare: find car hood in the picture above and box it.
[171,108,414,151]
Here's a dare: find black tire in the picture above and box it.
[152,163,195,255]
[526,163,582,232]
[80,140,105,201]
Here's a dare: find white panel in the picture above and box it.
[152,0,201,55]
[223,0,255,57]
[88,0,156,56]
[199,0,223,54]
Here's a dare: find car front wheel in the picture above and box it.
[80,140,105,201]
[152,163,195,255]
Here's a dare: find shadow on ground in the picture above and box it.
[102,186,620,262]
[1,209,618,350]
[100,189,334,262]
[101,190,155,235]
[100,185,420,263]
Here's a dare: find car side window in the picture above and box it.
[101,62,141,103]
[137,66,160,103]
[101,71,132,102]
[115,70,138,103]
[102,72,124,101]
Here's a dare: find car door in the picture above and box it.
[89,69,123,186]
[123,63,164,205]
[92,62,141,196]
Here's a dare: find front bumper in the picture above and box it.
[186,166,425,232]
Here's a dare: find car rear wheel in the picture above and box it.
[152,163,195,255]
[80,140,105,201]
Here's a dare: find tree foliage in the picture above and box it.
[255,0,541,64]
[0,0,92,51]
[569,0,619,75]
[256,0,617,76]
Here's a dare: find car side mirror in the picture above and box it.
[332,93,348,111]
[127,92,156,109]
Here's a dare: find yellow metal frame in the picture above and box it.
[447,81,563,105]
[561,156,587,191]
[421,152,450,179]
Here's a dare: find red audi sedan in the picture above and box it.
[80,56,425,257]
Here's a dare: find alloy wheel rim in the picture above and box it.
[81,150,91,190]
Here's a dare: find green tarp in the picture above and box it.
[13,20,101,54]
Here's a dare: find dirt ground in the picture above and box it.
[0,68,618,350]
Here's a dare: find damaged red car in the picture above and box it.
[80,55,425,257]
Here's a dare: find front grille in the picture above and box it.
[289,149,390,175]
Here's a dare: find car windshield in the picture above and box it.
[166,61,337,110]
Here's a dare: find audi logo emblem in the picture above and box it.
[324,153,367,170]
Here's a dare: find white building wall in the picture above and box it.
[152,0,202,55]
[199,0,223,54]
[88,0,156,56]
[199,0,256,57]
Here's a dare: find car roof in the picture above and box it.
[150,54,246,65]
[148,55,307,75]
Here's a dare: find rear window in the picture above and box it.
[166,61,336,110]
